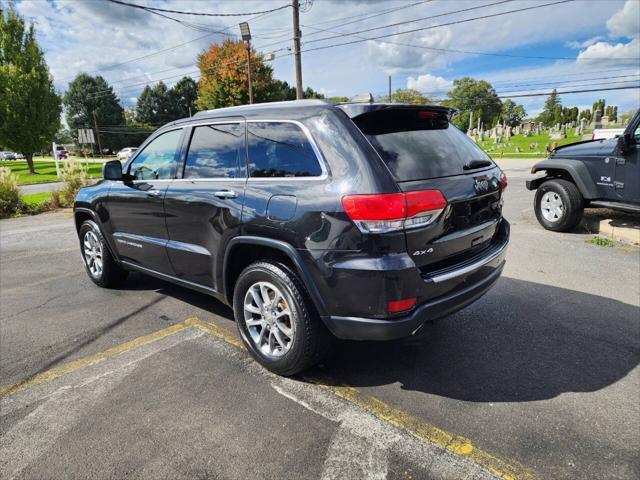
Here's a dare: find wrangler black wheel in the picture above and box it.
[534,179,584,232]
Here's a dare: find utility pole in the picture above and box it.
[239,22,253,104]
[92,111,102,157]
[388,75,392,101]
[292,0,303,99]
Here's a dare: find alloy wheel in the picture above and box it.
[243,281,295,358]
[83,230,103,278]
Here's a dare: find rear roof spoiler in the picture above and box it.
[336,103,456,121]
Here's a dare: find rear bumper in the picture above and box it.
[321,234,508,341]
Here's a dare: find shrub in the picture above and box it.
[0,167,21,218]
[60,157,88,206]
[49,190,63,209]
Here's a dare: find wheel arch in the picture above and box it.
[74,207,120,262]
[74,208,96,234]
[529,159,598,199]
[223,237,328,317]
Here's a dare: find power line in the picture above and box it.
[86,0,639,103]
[497,85,640,99]
[498,79,640,94]
[302,21,634,63]
[296,0,637,63]
[490,74,640,90]
[106,0,291,17]
[303,0,515,46]
[489,68,640,86]
[440,85,640,102]
[89,32,215,74]
[311,0,430,27]
[90,1,289,76]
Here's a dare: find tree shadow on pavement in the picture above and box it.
[314,277,640,402]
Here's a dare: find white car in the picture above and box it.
[117,147,138,161]
[591,128,625,140]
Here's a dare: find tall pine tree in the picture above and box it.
[537,89,561,127]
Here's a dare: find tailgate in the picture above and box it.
[350,106,505,271]
[398,169,504,271]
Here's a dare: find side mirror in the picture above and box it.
[103,160,123,181]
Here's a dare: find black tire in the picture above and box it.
[534,179,584,232]
[233,261,332,376]
[79,220,128,288]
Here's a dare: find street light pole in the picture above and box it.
[246,41,253,104]
[292,0,303,100]
[239,22,253,104]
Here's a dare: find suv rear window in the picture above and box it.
[353,109,493,181]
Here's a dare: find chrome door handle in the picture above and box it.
[213,190,238,199]
[147,189,161,197]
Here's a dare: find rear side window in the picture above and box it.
[247,122,322,178]
[353,109,493,181]
[184,123,245,178]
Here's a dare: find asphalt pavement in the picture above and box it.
[1,157,638,479]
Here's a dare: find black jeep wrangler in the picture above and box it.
[74,100,509,375]
[527,109,640,231]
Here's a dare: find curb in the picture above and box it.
[598,218,640,244]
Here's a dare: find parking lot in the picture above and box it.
[1,158,638,479]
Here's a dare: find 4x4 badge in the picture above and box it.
[474,178,490,194]
[412,248,434,256]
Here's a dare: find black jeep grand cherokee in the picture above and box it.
[74,100,509,375]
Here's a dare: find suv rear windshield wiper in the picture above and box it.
[463,160,493,170]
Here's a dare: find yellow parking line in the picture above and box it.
[308,378,535,480]
[184,317,245,349]
[187,318,533,479]
[1,315,534,479]
[0,321,190,397]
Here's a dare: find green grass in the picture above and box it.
[0,161,103,185]
[35,156,114,162]
[586,236,615,247]
[477,131,587,158]
[21,191,53,206]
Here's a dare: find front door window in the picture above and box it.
[128,129,182,180]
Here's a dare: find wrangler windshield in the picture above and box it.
[353,109,493,181]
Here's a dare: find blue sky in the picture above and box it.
[11,0,640,118]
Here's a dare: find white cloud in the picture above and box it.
[577,38,640,62]
[565,36,606,49]
[577,0,639,64]
[406,74,452,95]
[367,29,453,74]
[606,0,640,38]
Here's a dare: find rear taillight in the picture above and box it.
[341,190,446,233]
[499,172,508,191]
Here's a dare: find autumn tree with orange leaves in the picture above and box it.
[197,39,279,109]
